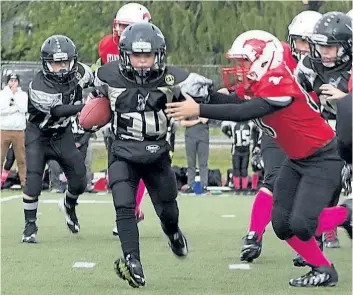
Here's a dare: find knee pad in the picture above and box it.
[67,175,87,196]
[116,207,135,221]
[271,205,292,240]
[23,172,43,198]
[290,215,317,241]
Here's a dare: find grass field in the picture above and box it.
[1,190,352,295]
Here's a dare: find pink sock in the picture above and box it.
[315,206,348,236]
[233,176,240,190]
[1,170,10,184]
[251,173,259,190]
[135,180,145,215]
[241,177,248,190]
[286,235,331,267]
[249,189,273,241]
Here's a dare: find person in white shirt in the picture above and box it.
[0,73,28,187]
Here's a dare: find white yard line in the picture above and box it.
[0,195,22,203]
[72,262,96,268]
[41,199,112,204]
[228,264,251,270]
[221,214,236,218]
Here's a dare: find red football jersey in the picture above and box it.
[99,34,120,65]
[250,63,335,160]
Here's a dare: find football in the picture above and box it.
[79,97,111,130]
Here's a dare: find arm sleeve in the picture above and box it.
[77,132,91,146]
[208,91,244,104]
[50,104,84,117]
[199,98,283,121]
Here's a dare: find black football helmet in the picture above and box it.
[40,35,78,83]
[119,23,166,84]
[308,11,352,68]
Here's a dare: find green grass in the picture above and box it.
[92,146,233,178]
[1,191,352,295]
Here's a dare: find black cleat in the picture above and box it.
[293,235,323,267]
[21,221,38,244]
[162,225,188,257]
[340,198,352,239]
[293,254,307,267]
[58,198,80,234]
[114,254,145,288]
[240,231,262,262]
[289,264,338,287]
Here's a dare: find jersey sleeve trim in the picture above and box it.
[263,96,293,107]
[29,82,63,115]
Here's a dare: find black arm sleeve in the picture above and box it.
[199,98,282,122]
[208,91,244,104]
[50,104,84,118]
[77,132,91,146]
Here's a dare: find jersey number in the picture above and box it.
[118,110,168,140]
[235,129,250,146]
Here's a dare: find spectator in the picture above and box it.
[180,116,209,194]
[0,73,27,187]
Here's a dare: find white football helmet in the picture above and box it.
[347,9,353,19]
[288,10,322,60]
[225,30,283,82]
[113,3,152,39]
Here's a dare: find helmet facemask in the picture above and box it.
[42,52,77,83]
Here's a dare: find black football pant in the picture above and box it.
[232,151,249,177]
[23,123,87,198]
[272,139,344,241]
[109,152,179,260]
[261,135,286,192]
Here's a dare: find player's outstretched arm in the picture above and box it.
[166,92,284,122]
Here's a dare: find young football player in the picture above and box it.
[166,30,352,287]
[223,10,323,263]
[94,3,152,233]
[221,120,252,194]
[89,23,212,287]
[297,11,352,248]
[22,35,94,243]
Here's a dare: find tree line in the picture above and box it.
[1,1,351,65]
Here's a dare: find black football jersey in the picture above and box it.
[94,62,212,163]
[295,56,351,117]
[222,121,251,154]
[28,62,93,130]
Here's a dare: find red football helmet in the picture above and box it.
[112,3,152,44]
[222,30,284,97]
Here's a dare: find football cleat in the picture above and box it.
[289,264,338,287]
[161,224,188,257]
[114,254,145,288]
[240,231,262,262]
[323,229,340,248]
[21,221,38,244]
[58,198,80,234]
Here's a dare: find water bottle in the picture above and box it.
[193,169,202,195]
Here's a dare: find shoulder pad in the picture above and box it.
[159,66,190,87]
[77,62,94,88]
[29,74,63,115]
